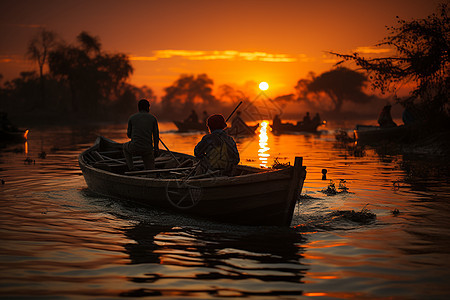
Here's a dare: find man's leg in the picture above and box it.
[141,151,155,170]
[123,142,135,171]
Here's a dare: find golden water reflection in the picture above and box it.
[258,121,270,168]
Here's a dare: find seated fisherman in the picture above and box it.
[185,109,199,123]
[312,113,321,126]
[272,114,282,128]
[194,114,240,175]
[378,104,397,128]
[123,99,159,171]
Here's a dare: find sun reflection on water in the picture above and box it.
[258,121,270,168]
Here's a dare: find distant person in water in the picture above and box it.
[194,114,239,175]
[378,104,397,128]
[123,99,159,171]
[185,110,199,123]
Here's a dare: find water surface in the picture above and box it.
[1,122,449,299]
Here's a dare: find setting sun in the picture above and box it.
[259,82,269,91]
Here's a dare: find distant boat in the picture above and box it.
[0,128,27,142]
[226,123,259,136]
[226,114,259,136]
[173,120,208,132]
[79,136,306,226]
[354,124,412,144]
[1,112,27,143]
[271,120,323,134]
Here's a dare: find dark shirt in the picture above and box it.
[127,111,159,152]
[194,129,240,170]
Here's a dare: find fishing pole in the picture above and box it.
[225,101,243,122]
[159,137,180,165]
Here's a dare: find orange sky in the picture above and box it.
[0,0,442,98]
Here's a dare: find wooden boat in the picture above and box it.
[173,120,208,132]
[271,120,323,133]
[79,136,306,226]
[0,128,28,142]
[1,112,27,142]
[354,124,413,144]
[226,123,259,136]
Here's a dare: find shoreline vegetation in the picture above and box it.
[7,108,450,159]
[2,4,448,159]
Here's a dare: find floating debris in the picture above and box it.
[272,157,290,169]
[24,157,35,164]
[338,179,349,192]
[321,180,337,195]
[321,179,351,195]
[38,151,47,159]
[330,204,376,224]
[298,193,322,200]
[335,129,354,143]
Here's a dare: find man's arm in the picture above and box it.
[194,136,208,158]
[153,119,160,155]
[127,118,132,138]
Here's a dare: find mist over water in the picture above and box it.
[1,122,449,299]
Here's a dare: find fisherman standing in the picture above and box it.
[123,99,159,171]
[194,114,239,175]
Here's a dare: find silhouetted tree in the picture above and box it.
[217,84,248,105]
[273,94,295,102]
[294,72,316,101]
[48,31,133,115]
[77,31,101,55]
[110,84,157,120]
[331,3,449,122]
[2,72,40,112]
[161,74,218,119]
[26,29,58,108]
[297,67,373,112]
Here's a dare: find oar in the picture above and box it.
[159,138,181,165]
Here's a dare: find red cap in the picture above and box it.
[207,114,227,131]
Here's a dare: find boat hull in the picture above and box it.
[354,125,412,144]
[0,129,27,142]
[79,137,306,226]
[173,121,207,132]
[271,122,321,133]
